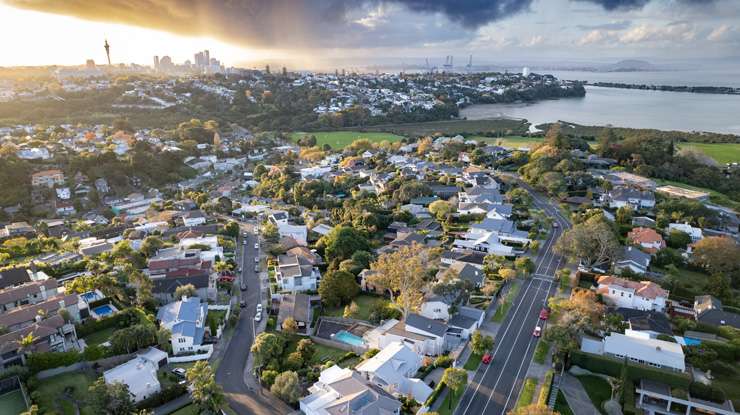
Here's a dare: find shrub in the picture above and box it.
[689,382,725,403]
[537,371,554,406]
[260,370,279,387]
[362,349,380,360]
[82,344,109,361]
[434,355,453,368]
[0,365,30,381]
[707,360,737,377]
[27,351,81,374]
[136,384,187,409]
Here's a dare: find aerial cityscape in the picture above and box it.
[0,1,739,415]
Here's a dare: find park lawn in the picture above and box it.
[653,178,740,212]
[533,340,550,364]
[463,352,483,371]
[0,389,27,415]
[554,391,575,415]
[678,142,740,165]
[33,372,97,415]
[82,326,115,347]
[492,282,521,323]
[290,131,404,149]
[515,378,538,410]
[576,375,612,414]
[322,294,388,321]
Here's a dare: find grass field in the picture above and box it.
[678,142,740,164]
[576,375,612,414]
[359,118,529,137]
[654,178,740,211]
[290,131,404,148]
[322,294,388,321]
[33,372,96,415]
[0,389,27,415]
[471,135,544,150]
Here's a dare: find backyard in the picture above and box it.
[576,375,612,414]
[81,326,115,347]
[32,372,97,415]
[290,131,404,149]
[322,294,388,322]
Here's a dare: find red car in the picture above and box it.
[539,308,550,320]
[482,353,492,364]
[533,326,542,337]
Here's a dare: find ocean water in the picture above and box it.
[461,86,740,134]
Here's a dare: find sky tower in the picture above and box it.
[104,39,111,65]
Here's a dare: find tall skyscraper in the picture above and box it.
[104,39,111,65]
[153,55,160,70]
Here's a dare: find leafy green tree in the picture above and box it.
[555,216,620,269]
[318,226,370,266]
[470,330,494,355]
[223,221,240,238]
[271,371,302,404]
[514,257,535,277]
[616,206,633,224]
[318,270,359,307]
[260,370,279,387]
[187,361,225,414]
[296,339,316,362]
[140,236,164,258]
[667,230,692,249]
[429,200,455,220]
[251,333,285,368]
[89,378,135,415]
[441,368,468,409]
[282,317,298,334]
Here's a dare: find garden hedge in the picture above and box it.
[569,351,691,388]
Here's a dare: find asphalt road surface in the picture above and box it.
[455,180,571,415]
[214,222,289,415]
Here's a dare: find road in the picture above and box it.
[214,221,290,415]
[455,178,572,415]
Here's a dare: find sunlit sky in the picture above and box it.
[0,3,275,68]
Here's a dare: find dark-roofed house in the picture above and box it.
[694,295,740,329]
[0,268,32,290]
[277,293,313,333]
[614,246,652,275]
[0,314,78,369]
[615,308,673,336]
[443,262,485,288]
[448,306,485,339]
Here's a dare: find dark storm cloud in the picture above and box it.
[4,0,722,48]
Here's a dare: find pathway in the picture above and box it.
[560,373,601,415]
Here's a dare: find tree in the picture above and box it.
[261,221,279,243]
[691,237,740,281]
[187,361,225,414]
[260,370,279,387]
[89,378,135,415]
[223,221,240,238]
[271,371,302,404]
[251,333,285,368]
[441,368,468,409]
[318,270,360,307]
[282,317,298,334]
[615,206,633,225]
[343,301,359,318]
[296,339,315,361]
[555,216,619,269]
[499,268,518,281]
[369,244,432,318]
[549,289,604,331]
[174,284,197,299]
[319,226,371,267]
[509,404,558,415]
[140,236,164,257]
[470,330,494,355]
[514,257,535,277]
[667,230,692,249]
[429,200,455,220]
[543,325,578,367]
[286,351,304,370]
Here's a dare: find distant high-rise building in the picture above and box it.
[522,67,530,77]
[104,39,111,65]
[265,64,270,74]
[282,66,287,76]
[204,50,210,65]
[153,56,160,70]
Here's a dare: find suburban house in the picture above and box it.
[616,308,673,337]
[277,293,313,333]
[31,169,65,188]
[440,261,485,288]
[581,331,685,372]
[694,295,740,329]
[420,293,453,321]
[364,315,448,356]
[156,296,208,355]
[668,223,704,242]
[148,247,217,301]
[458,187,503,205]
[627,227,666,253]
[602,171,656,190]
[355,341,432,403]
[635,379,736,415]
[447,306,486,339]
[276,254,321,292]
[597,275,669,312]
[440,250,486,269]
[614,246,652,275]
[277,223,308,246]
[177,210,207,227]
[0,314,78,369]
[300,365,401,415]
[602,186,656,210]
[269,210,289,225]
[468,218,531,246]
[103,348,168,402]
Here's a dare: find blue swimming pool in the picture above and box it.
[81,292,98,302]
[334,330,365,347]
[684,337,701,346]
[93,304,114,317]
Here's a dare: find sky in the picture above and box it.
[1,0,739,70]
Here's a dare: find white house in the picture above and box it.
[447,306,486,339]
[668,223,703,242]
[103,348,168,402]
[603,186,655,210]
[420,293,452,321]
[156,296,208,355]
[355,341,432,403]
[597,275,668,312]
[582,332,685,373]
[276,254,321,292]
[277,223,308,246]
[300,365,401,415]
[363,316,447,356]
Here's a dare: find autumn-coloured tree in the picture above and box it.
[369,243,434,318]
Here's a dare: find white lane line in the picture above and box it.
[478,279,547,415]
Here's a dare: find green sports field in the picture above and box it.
[290,131,404,149]
[678,142,740,164]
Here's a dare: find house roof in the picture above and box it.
[0,268,31,290]
[627,227,665,246]
[449,262,484,286]
[0,294,78,328]
[405,313,447,337]
[696,309,740,329]
[597,275,668,300]
[618,246,652,267]
[603,332,685,371]
[615,308,673,335]
[277,293,312,325]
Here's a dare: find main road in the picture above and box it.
[455,177,571,415]
[214,221,290,415]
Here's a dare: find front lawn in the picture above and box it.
[492,282,520,322]
[81,326,115,347]
[322,294,388,321]
[515,378,538,410]
[438,387,465,415]
[206,310,227,334]
[33,372,97,415]
[576,375,612,414]
[533,340,550,364]
[463,352,483,371]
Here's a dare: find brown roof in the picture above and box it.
[0,314,65,354]
[627,227,665,245]
[597,275,668,300]
[0,294,78,329]
[0,279,58,306]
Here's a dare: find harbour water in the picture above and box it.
[460,85,740,134]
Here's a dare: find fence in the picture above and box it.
[168,345,213,363]
[35,352,135,379]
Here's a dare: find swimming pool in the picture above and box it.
[93,304,115,317]
[334,330,365,347]
[81,291,98,302]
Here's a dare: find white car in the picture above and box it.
[254,257,259,263]
[256,303,263,312]
[254,243,259,249]
[254,312,262,322]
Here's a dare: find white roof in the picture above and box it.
[603,332,685,371]
[103,354,160,399]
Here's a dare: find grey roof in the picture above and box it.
[405,313,447,337]
[696,309,740,329]
[610,186,655,202]
[615,308,672,335]
[441,250,486,265]
[152,275,210,294]
[472,218,516,234]
[449,262,484,286]
[448,314,477,330]
[619,246,651,266]
[0,268,30,290]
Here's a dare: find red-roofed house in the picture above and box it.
[627,227,666,254]
[597,275,669,312]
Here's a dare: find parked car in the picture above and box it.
[240,300,246,308]
[171,368,186,378]
[539,308,550,320]
[254,257,259,263]
[240,281,246,291]
[254,265,259,272]
[254,312,262,322]
[482,353,492,364]
[533,326,542,337]
[254,243,259,249]
[553,222,559,228]
[256,303,263,312]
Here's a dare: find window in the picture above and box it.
[620,292,624,297]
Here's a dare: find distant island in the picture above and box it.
[587,81,740,95]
